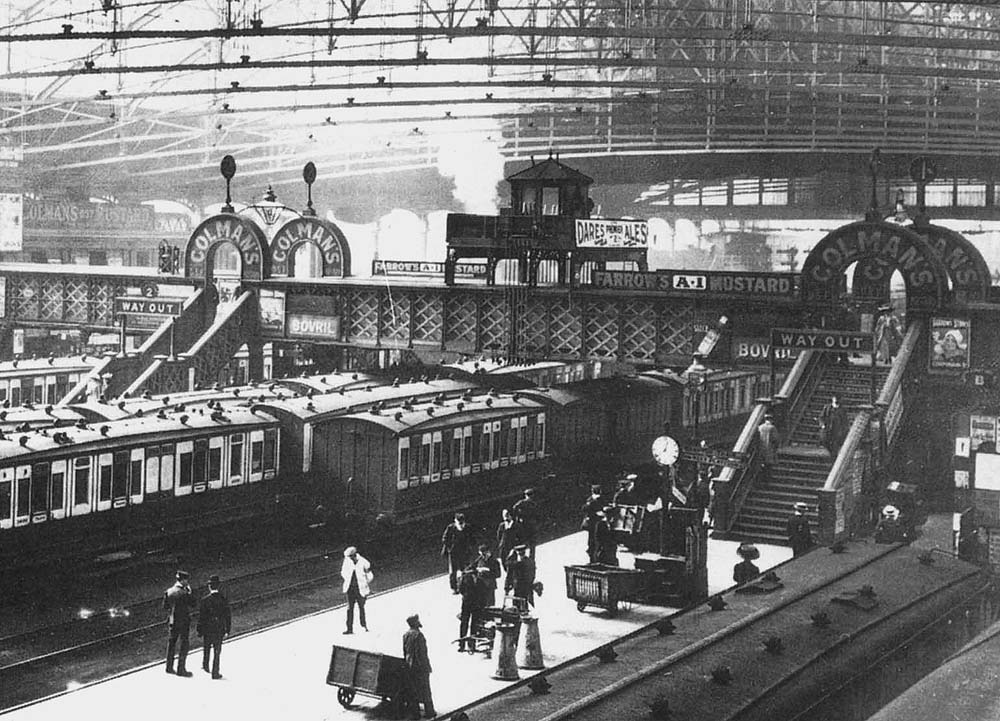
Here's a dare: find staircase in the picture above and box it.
[729,361,890,544]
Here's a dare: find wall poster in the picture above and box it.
[929,316,970,372]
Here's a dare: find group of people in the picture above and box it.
[162,570,233,680]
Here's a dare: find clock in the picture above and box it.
[651,435,679,467]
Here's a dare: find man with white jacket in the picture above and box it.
[341,546,373,634]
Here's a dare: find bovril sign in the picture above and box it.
[733,336,799,363]
[288,313,341,340]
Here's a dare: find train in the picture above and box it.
[0,355,100,407]
[0,361,771,573]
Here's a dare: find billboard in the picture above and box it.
[0,193,22,251]
[259,289,286,333]
[574,218,649,248]
[929,316,970,372]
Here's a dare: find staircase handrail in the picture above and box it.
[58,289,206,405]
[713,349,816,531]
[818,319,923,542]
[874,320,922,445]
[125,291,256,396]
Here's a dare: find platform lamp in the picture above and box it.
[303,161,317,217]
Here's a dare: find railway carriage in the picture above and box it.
[0,355,100,407]
[0,405,280,570]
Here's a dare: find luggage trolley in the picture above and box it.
[326,645,407,713]
[564,564,643,616]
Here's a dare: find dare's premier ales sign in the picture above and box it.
[575,219,649,248]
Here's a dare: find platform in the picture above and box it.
[2,532,790,721]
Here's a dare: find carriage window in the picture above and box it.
[0,479,10,521]
[10,382,20,407]
[160,444,175,492]
[431,433,442,473]
[525,418,535,454]
[178,448,193,488]
[462,429,472,470]
[74,459,90,505]
[263,429,277,473]
[251,438,263,473]
[112,451,129,499]
[409,437,421,479]
[470,425,481,465]
[480,425,491,465]
[145,446,161,495]
[229,434,244,478]
[499,422,509,459]
[31,463,49,514]
[99,457,112,502]
[398,442,410,486]
[51,466,65,512]
[438,435,450,473]
[491,423,501,463]
[193,439,208,483]
[130,458,142,496]
[419,435,431,478]
[16,475,29,517]
[33,380,44,404]
[208,445,222,483]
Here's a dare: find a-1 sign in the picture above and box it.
[114,297,183,316]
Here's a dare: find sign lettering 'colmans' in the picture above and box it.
[187,215,266,280]
[770,328,874,354]
[270,218,346,278]
[114,297,183,316]
[590,270,795,296]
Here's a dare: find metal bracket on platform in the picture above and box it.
[832,584,878,611]
[830,540,848,554]
[649,696,672,720]
[528,676,551,695]
[763,635,784,654]
[810,610,832,628]
[654,618,677,635]
[711,665,734,684]
[594,644,618,663]
[706,595,728,611]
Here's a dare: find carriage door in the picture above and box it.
[13,465,30,527]
[111,451,130,508]
[248,430,264,483]
[0,467,14,529]
[129,449,144,505]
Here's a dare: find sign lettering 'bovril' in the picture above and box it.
[114,297,183,316]
[288,313,341,339]
[770,328,874,354]
[590,270,795,296]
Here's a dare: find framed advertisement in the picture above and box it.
[929,316,970,372]
[259,289,286,333]
[970,415,996,452]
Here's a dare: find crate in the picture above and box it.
[326,646,406,710]
[564,563,643,615]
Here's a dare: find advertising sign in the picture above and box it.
[732,336,800,363]
[970,415,996,452]
[0,277,6,317]
[0,193,22,252]
[929,316,970,372]
[589,270,795,296]
[574,218,649,248]
[259,289,286,333]
[770,328,874,354]
[288,313,341,340]
[372,260,487,278]
[113,297,183,316]
[24,199,155,233]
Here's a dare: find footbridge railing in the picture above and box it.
[815,320,923,544]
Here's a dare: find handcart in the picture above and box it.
[564,563,643,616]
[326,645,407,712]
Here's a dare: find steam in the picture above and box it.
[437,130,504,214]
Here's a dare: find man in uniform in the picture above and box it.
[196,574,232,679]
[468,541,501,607]
[495,508,523,573]
[512,488,540,557]
[504,544,538,607]
[593,506,619,566]
[163,570,196,676]
[819,395,848,456]
[581,484,605,562]
[440,513,474,594]
[456,570,488,653]
[786,502,815,557]
[402,614,436,719]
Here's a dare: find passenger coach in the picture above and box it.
[0,405,279,570]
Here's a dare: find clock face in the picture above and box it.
[651,435,679,466]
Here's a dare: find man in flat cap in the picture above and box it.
[163,570,196,676]
[786,502,814,557]
[504,544,538,607]
[581,484,606,562]
[197,574,232,679]
[402,614,435,719]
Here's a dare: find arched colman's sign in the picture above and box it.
[185,214,269,281]
[912,223,990,302]
[800,221,949,310]
[269,216,352,278]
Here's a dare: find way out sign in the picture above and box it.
[114,297,183,316]
[770,328,874,354]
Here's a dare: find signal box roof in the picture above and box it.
[506,157,593,185]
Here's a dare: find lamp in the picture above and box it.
[682,353,708,440]
[253,185,285,226]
